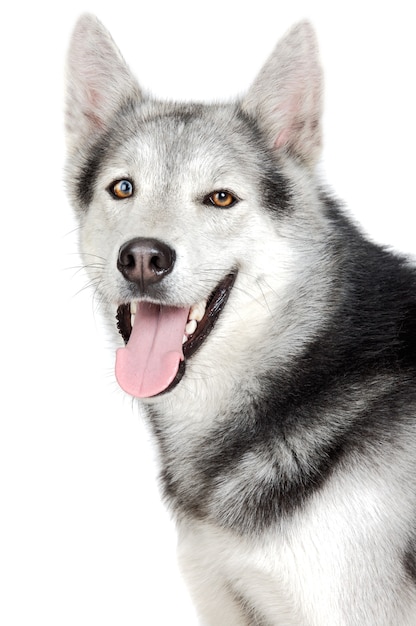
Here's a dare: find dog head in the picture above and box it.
[65,14,327,401]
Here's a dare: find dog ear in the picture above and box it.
[242,21,323,166]
[65,14,142,150]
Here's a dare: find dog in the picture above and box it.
[65,14,416,624]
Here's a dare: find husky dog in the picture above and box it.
[65,14,416,625]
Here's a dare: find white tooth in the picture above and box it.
[182,335,187,344]
[130,301,137,315]
[131,314,135,328]
[185,319,197,336]
[189,300,206,322]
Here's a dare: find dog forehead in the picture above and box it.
[121,102,259,175]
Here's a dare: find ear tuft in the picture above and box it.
[242,21,323,166]
[65,14,141,150]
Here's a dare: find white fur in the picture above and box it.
[178,444,416,625]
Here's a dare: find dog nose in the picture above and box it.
[117,237,176,291]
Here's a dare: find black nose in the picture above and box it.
[117,237,176,292]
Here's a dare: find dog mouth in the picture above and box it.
[114,272,237,398]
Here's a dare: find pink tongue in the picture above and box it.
[115,302,190,398]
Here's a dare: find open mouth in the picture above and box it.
[115,272,236,398]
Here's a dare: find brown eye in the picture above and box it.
[109,179,134,199]
[205,190,238,208]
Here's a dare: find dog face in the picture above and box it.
[75,103,287,307]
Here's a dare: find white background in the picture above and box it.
[1,1,415,624]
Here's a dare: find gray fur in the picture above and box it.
[65,14,416,625]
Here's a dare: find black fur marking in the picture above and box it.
[404,541,416,585]
[76,135,110,209]
[236,106,293,215]
[261,166,292,215]
[161,377,411,531]
[161,381,415,533]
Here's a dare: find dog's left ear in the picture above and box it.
[65,14,142,151]
[242,21,323,166]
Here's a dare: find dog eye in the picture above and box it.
[205,191,238,208]
[108,179,134,199]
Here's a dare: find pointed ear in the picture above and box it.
[242,21,323,166]
[65,14,142,150]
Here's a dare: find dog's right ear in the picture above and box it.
[65,14,142,151]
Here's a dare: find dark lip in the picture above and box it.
[182,272,237,360]
[116,272,237,395]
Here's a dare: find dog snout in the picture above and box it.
[117,237,176,292]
